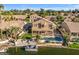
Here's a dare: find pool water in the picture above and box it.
[55,37,63,41]
[42,36,63,43]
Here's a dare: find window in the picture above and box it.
[38,23,41,28]
[34,19,36,22]
[33,31,37,33]
[38,23,44,28]
[41,24,44,27]
[78,33,79,36]
[34,24,37,27]
[33,31,39,34]
[49,24,52,29]
[71,33,77,36]
[41,31,45,33]
[48,31,52,34]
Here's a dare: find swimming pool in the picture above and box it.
[42,36,63,43]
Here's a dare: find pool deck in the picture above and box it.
[37,43,62,47]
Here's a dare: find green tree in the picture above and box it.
[0,29,3,39]
[46,9,52,16]
[35,35,41,42]
[0,4,4,40]
[9,27,21,52]
[24,16,30,23]
[56,15,64,24]
[0,4,4,14]
[62,33,68,46]
[20,33,32,39]
[39,8,45,17]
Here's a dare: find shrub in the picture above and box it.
[19,33,32,39]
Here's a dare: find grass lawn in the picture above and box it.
[6,47,79,55]
[19,33,32,39]
[69,43,79,48]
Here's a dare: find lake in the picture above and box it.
[5,46,79,55]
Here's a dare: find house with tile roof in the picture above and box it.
[62,21,79,41]
[30,14,56,37]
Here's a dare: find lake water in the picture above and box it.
[4,47,79,55]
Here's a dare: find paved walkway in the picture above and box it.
[15,39,28,46]
[0,40,9,44]
[37,43,62,47]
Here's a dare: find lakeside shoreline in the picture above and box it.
[6,46,79,55]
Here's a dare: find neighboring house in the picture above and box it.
[64,14,78,22]
[61,21,79,41]
[45,16,57,22]
[64,17,72,22]
[0,20,25,30]
[30,14,42,22]
[1,15,27,21]
[31,14,56,37]
[12,15,27,20]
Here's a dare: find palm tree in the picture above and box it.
[39,8,45,17]
[4,28,11,39]
[0,4,4,9]
[62,33,68,46]
[56,15,64,24]
[8,11,13,21]
[9,27,19,39]
[0,29,3,40]
[0,4,4,40]
[0,4,4,20]
[10,27,20,52]
[0,4,4,14]
[35,35,41,42]
[0,29,2,39]
[0,29,6,40]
